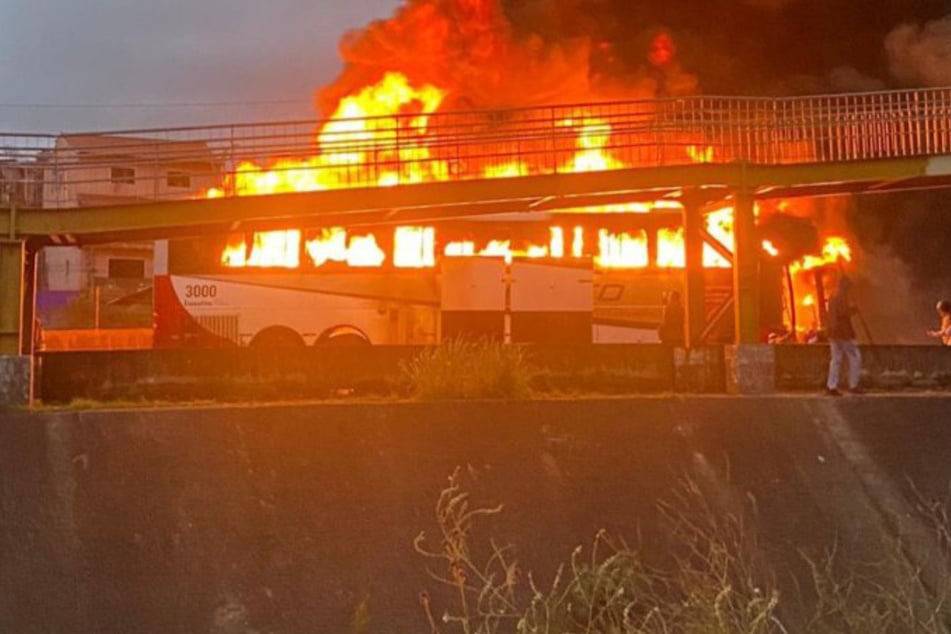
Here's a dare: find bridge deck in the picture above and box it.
[5,157,951,243]
[3,87,951,240]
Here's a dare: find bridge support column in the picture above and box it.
[0,239,30,407]
[683,200,705,348]
[725,190,775,394]
[732,190,759,344]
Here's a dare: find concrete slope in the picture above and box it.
[1,396,949,633]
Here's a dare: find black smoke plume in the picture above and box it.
[321,0,951,308]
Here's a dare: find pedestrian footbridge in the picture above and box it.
[4,87,951,240]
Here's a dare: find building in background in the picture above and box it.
[34,135,221,335]
[1,161,44,208]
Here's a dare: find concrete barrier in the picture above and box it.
[775,344,951,391]
[0,355,30,406]
[23,344,951,405]
[2,396,950,633]
[34,344,704,404]
[725,344,776,394]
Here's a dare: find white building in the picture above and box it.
[38,134,220,293]
[0,161,44,209]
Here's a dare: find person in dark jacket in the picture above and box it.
[825,275,862,395]
[659,290,685,346]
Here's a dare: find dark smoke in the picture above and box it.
[320,0,696,114]
[850,193,951,288]
[887,15,951,86]
[499,0,950,95]
[325,1,951,104]
[498,0,951,301]
[321,0,951,314]
[742,0,794,8]
[826,66,886,93]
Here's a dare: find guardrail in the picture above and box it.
[3,87,951,209]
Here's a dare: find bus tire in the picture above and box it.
[250,326,305,349]
[317,327,371,346]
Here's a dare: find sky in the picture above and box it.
[0,0,400,132]
[4,0,951,133]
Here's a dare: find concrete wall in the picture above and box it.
[0,356,29,406]
[33,343,951,405]
[35,344,707,404]
[775,344,951,390]
[2,396,950,633]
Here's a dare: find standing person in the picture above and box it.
[659,291,685,347]
[927,299,951,346]
[825,275,862,396]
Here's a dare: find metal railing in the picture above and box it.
[3,87,951,209]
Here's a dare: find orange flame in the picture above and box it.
[394,226,436,268]
[220,230,301,269]
[791,236,853,273]
[686,145,715,164]
[304,228,386,268]
[443,232,557,264]
[571,226,585,258]
[211,75,828,278]
[221,234,249,267]
[214,75,733,270]
[221,72,447,198]
[703,206,734,268]
[562,118,623,173]
[657,228,685,268]
[596,229,649,269]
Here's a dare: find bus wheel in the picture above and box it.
[250,326,305,349]
[317,327,371,346]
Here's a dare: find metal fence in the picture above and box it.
[3,87,951,209]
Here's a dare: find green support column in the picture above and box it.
[683,200,705,348]
[0,239,25,356]
[20,242,39,355]
[732,191,759,344]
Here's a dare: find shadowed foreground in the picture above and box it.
[1,396,950,633]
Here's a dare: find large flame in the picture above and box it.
[213,71,854,342]
[563,118,624,173]
[790,236,853,273]
[214,69,742,271]
[760,234,855,335]
[596,229,649,268]
[304,228,387,268]
[222,72,447,197]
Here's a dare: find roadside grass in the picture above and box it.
[401,339,674,400]
[416,469,951,634]
[401,339,532,401]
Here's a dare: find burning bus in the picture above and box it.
[151,68,853,348]
[153,207,796,348]
[153,198,852,349]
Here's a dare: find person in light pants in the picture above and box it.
[926,299,951,346]
[825,275,862,395]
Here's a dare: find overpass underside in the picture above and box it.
[7,156,951,242]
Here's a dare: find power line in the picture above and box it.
[0,99,313,109]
